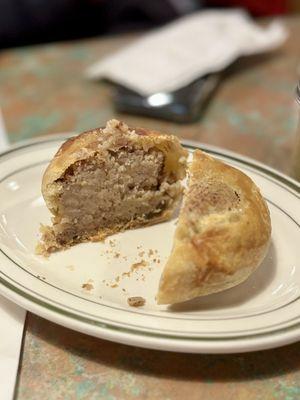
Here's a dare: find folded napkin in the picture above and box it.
[0,110,26,400]
[0,297,26,400]
[86,9,288,96]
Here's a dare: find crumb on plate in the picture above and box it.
[127,296,146,307]
[82,282,94,291]
[148,249,154,257]
[131,260,148,271]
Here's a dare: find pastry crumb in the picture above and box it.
[131,260,148,271]
[82,281,94,291]
[148,249,154,257]
[127,296,146,307]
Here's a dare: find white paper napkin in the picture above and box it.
[86,9,288,95]
[0,297,26,400]
[0,109,26,400]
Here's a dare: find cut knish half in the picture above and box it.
[37,119,187,255]
[157,150,271,305]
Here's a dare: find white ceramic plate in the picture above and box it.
[0,135,299,354]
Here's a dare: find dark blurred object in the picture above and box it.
[114,74,219,123]
[207,0,288,16]
[0,0,295,49]
[0,0,201,49]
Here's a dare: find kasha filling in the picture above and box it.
[42,146,181,248]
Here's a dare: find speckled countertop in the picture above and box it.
[0,16,299,400]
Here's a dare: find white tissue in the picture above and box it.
[86,10,288,95]
[0,112,26,400]
[0,296,26,400]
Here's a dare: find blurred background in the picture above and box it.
[0,0,299,48]
[0,0,299,175]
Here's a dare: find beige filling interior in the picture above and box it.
[50,147,181,245]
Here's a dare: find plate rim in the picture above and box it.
[0,135,299,353]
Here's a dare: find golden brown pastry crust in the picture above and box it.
[157,149,271,305]
[39,119,187,253]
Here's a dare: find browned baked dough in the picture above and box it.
[157,150,271,305]
[38,121,271,305]
[38,119,187,254]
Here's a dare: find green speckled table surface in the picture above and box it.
[0,16,300,400]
